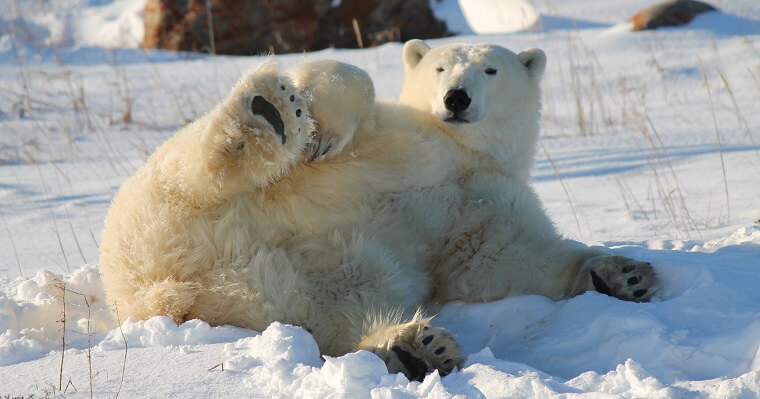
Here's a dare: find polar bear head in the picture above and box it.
[399,40,546,181]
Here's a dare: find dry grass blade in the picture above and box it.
[699,58,731,225]
[0,205,23,277]
[540,141,584,238]
[716,68,760,163]
[36,164,70,273]
[57,282,66,392]
[114,304,128,399]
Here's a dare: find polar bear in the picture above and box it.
[290,52,655,371]
[382,40,657,304]
[99,61,468,381]
[100,47,657,382]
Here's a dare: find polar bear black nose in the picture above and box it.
[444,89,471,114]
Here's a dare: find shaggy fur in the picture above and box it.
[99,42,657,381]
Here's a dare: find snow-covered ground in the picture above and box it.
[1,0,760,397]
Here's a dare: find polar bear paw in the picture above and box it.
[204,63,315,188]
[234,67,312,154]
[287,60,375,162]
[361,319,464,381]
[586,255,657,302]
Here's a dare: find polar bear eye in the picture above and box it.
[485,68,497,75]
[436,67,445,73]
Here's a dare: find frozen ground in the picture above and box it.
[1,0,759,397]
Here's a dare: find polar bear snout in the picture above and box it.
[443,89,471,121]
[250,95,287,144]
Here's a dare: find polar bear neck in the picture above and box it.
[440,100,541,183]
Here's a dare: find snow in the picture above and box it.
[431,0,541,34]
[2,0,760,397]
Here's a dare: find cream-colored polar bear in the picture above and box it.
[393,40,656,305]
[100,45,657,382]
[100,61,470,381]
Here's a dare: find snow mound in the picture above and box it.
[0,0,145,50]
[431,0,541,35]
[2,238,760,398]
[98,317,256,351]
[0,265,113,366]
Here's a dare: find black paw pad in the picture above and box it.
[296,109,302,117]
[290,94,295,102]
[634,289,648,298]
[392,346,429,382]
[590,270,612,296]
[434,347,446,355]
[627,276,640,285]
[250,96,286,144]
[422,335,434,345]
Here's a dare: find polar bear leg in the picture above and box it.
[277,231,428,355]
[431,176,658,303]
[356,313,464,381]
[287,60,375,161]
[266,230,464,380]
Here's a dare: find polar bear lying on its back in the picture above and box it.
[100,61,469,381]
[99,42,657,382]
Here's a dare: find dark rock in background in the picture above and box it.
[142,0,451,55]
[629,0,717,31]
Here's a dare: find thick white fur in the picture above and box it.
[100,61,469,377]
[391,41,655,306]
[100,45,656,380]
[400,39,546,183]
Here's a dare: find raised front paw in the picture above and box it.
[287,60,375,162]
[586,255,657,302]
[359,317,464,381]
[204,62,315,187]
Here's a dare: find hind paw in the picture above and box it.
[202,63,316,189]
[586,255,657,302]
[359,318,464,381]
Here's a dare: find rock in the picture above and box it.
[629,0,717,31]
[142,0,451,55]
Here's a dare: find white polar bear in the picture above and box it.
[99,44,657,382]
[100,61,468,381]
[390,39,657,305]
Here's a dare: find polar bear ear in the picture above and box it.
[517,48,547,80]
[403,39,431,70]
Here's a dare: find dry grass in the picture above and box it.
[699,58,731,226]
[540,25,759,238]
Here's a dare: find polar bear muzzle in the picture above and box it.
[443,89,471,122]
[251,95,286,144]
